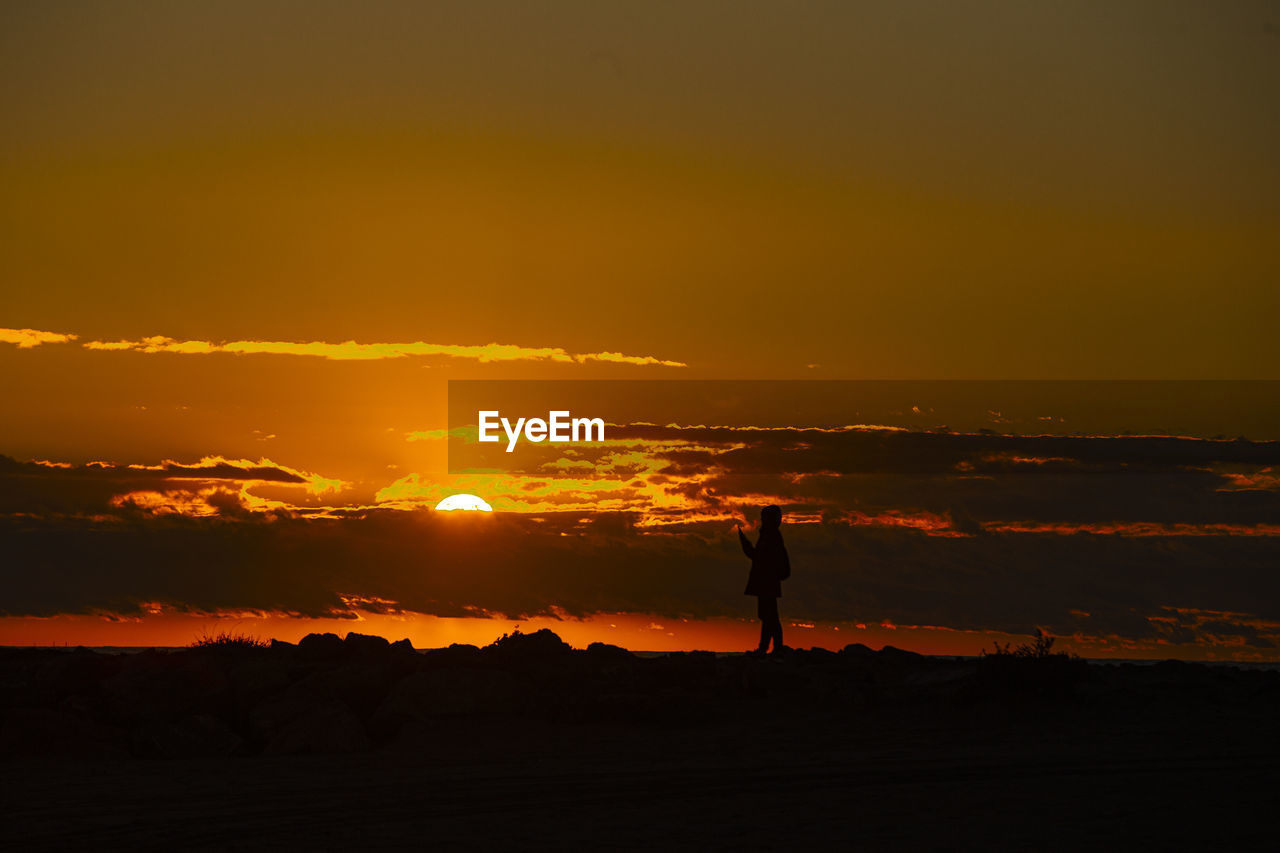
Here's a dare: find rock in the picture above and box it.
[390,638,416,654]
[738,659,810,697]
[423,644,482,667]
[585,642,636,678]
[878,645,926,665]
[586,642,634,662]
[1140,659,1216,688]
[369,671,437,736]
[32,649,118,708]
[412,668,521,717]
[567,691,653,724]
[295,657,411,720]
[139,713,244,759]
[229,658,297,713]
[644,651,717,688]
[265,702,370,755]
[102,652,229,725]
[1248,676,1280,706]
[249,687,320,744]
[297,632,345,661]
[344,632,390,655]
[0,707,128,758]
[484,629,572,665]
[838,643,877,659]
[905,664,977,688]
[372,664,528,734]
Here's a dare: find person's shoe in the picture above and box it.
[769,645,788,656]
[747,647,768,657]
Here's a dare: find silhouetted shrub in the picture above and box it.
[976,631,1087,699]
[982,629,1065,660]
[190,630,267,650]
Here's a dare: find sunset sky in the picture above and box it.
[2,2,1278,656]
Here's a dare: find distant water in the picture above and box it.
[1085,657,1280,672]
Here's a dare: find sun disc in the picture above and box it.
[434,493,493,512]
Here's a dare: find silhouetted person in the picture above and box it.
[737,505,790,655]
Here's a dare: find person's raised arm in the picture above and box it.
[737,524,755,558]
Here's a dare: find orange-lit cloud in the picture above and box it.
[1,453,350,520]
[110,486,233,517]
[0,327,77,348]
[125,455,348,495]
[836,509,969,537]
[985,520,1280,537]
[1215,466,1280,491]
[81,335,686,366]
[29,454,347,495]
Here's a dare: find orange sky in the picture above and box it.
[3,3,1277,380]
[6,607,1275,663]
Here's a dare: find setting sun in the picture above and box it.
[434,493,493,512]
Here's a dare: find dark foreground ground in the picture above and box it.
[3,631,1278,851]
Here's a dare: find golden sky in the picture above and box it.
[4,1,1278,379]
[2,2,1278,656]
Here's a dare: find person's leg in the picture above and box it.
[762,596,783,650]
[760,596,782,653]
[755,596,771,653]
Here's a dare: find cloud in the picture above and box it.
[17,424,1276,533]
[439,423,1280,529]
[0,328,77,348]
[0,454,346,518]
[127,456,346,494]
[80,336,686,366]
